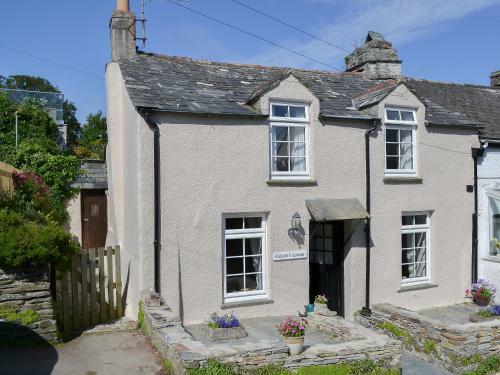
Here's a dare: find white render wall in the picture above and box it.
[66,194,82,245]
[477,145,500,303]
[107,71,478,324]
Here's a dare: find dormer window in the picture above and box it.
[269,102,309,178]
[384,107,417,175]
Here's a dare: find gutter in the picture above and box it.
[138,107,161,295]
[472,144,486,284]
[361,119,380,317]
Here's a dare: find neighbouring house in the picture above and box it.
[0,88,68,147]
[105,2,499,324]
[67,161,108,249]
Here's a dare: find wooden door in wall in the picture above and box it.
[309,221,344,317]
[81,190,107,249]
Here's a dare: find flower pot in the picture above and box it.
[284,336,305,355]
[314,303,328,313]
[475,295,491,306]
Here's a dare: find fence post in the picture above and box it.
[89,248,98,325]
[81,251,89,328]
[98,247,107,322]
[71,256,81,331]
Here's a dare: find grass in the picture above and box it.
[0,303,39,326]
[450,353,482,367]
[376,322,415,348]
[163,358,175,374]
[464,355,500,375]
[422,339,438,357]
[137,301,147,336]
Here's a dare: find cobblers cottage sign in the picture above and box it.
[272,250,308,261]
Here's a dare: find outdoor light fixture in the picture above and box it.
[288,212,302,237]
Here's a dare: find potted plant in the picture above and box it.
[201,312,247,341]
[490,238,500,256]
[278,316,306,355]
[314,294,329,313]
[471,279,497,306]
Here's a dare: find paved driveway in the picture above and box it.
[0,331,165,375]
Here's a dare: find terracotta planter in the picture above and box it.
[284,335,305,355]
[475,295,491,306]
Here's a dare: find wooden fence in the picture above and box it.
[56,246,123,334]
[0,161,18,193]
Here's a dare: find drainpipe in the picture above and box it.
[472,145,486,284]
[139,108,161,295]
[361,120,380,317]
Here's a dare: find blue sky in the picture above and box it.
[2,0,500,123]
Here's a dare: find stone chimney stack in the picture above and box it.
[491,71,500,88]
[345,31,402,79]
[110,0,136,61]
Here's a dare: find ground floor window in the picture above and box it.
[401,212,430,284]
[489,197,500,256]
[223,214,266,302]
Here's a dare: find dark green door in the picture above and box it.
[309,221,344,316]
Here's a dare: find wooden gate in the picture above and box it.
[56,246,123,334]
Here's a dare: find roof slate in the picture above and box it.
[118,53,500,139]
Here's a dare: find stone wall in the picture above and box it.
[0,268,58,344]
[141,302,401,374]
[355,304,500,374]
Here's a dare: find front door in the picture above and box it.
[309,221,344,316]
[81,190,107,249]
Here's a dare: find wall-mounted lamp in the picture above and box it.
[288,212,302,237]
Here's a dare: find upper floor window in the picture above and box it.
[269,102,309,178]
[384,107,417,175]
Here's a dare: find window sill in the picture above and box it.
[397,282,438,293]
[221,298,274,309]
[266,178,317,186]
[383,176,423,184]
[481,256,500,264]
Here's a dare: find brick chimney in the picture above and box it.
[345,31,402,79]
[110,0,136,61]
[491,71,500,88]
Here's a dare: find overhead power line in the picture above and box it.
[0,43,103,80]
[162,0,342,71]
[229,0,350,54]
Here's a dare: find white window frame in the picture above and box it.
[384,107,417,176]
[488,196,500,257]
[223,213,268,303]
[269,102,310,179]
[401,212,431,285]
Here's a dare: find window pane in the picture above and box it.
[386,143,399,156]
[415,248,426,262]
[226,218,243,230]
[415,263,426,278]
[244,217,262,229]
[275,142,289,156]
[400,143,412,157]
[245,238,262,255]
[273,126,288,142]
[227,275,244,293]
[315,238,323,251]
[245,256,262,273]
[273,157,289,172]
[290,127,305,142]
[402,233,414,248]
[402,264,414,279]
[245,274,263,292]
[402,249,414,263]
[386,129,398,142]
[323,224,333,238]
[272,105,288,117]
[290,157,306,172]
[402,216,414,226]
[324,238,333,251]
[401,111,414,122]
[400,129,412,143]
[400,155,413,170]
[289,106,306,118]
[290,142,305,157]
[415,232,426,248]
[386,109,400,121]
[386,156,399,169]
[415,215,427,225]
[226,239,243,256]
[226,258,244,275]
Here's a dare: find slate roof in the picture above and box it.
[118,52,500,139]
[72,161,107,190]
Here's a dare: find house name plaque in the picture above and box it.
[272,250,308,261]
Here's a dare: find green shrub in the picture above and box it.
[0,210,79,270]
[0,303,39,326]
[465,355,500,375]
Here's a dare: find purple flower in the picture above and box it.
[489,305,500,316]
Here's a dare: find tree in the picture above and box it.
[77,111,107,160]
[0,74,82,148]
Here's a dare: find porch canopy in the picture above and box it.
[305,198,369,221]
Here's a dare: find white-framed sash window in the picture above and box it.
[269,102,310,178]
[223,213,267,302]
[384,107,417,175]
[401,212,430,284]
[489,196,500,256]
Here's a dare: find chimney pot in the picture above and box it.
[491,71,500,88]
[117,0,130,11]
